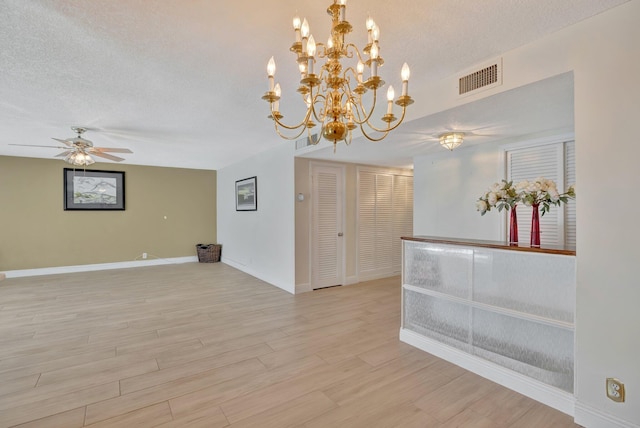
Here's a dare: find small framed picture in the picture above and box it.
[236,176,257,211]
[64,168,125,210]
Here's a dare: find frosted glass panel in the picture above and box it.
[402,239,575,392]
[403,242,472,298]
[473,249,575,322]
[404,290,470,350]
[472,308,574,392]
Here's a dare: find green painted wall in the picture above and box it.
[0,156,216,270]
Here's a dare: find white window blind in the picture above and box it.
[564,142,576,247]
[358,169,413,280]
[507,141,575,247]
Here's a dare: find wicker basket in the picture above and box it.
[196,244,221,263]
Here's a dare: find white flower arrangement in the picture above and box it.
[477,177,575,216]
[517,177,575,215]
[476,180,519,216]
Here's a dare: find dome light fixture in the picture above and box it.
[439,132,465,151]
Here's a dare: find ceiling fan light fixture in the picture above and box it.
[439,132,464,151]
[9,126,131,164]
[65,150,95,166]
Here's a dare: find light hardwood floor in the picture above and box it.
[0,263,580,427]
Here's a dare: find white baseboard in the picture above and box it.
[295,282,312,294]
[357,271,401,283]
[400,328,575,417]
[3,256,198,279]
[575,401,639,428]
[344,275,358,285]
[296,276,355,293]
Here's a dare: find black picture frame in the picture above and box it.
[235,176,257,211]
[64,168,125,211]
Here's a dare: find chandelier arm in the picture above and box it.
[364,106,408,134]
[312,104,327,124]
[344,43,363,62]
[318,69,329,91]
[270,102,314,131]
[358,123,391,142]
[308,128,322,145]
[342,66,359,84]
[345,130,353,146]
[349,88,379,125]
[349,98,368,125]
[273,121,310,141]
[316,42,328,59]
[271,115,308,131]
[308,86,327,124]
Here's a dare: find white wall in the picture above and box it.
[217,143,296,293]
[412,2,640,427]
[414,140,505,240]
[571,4,640,427]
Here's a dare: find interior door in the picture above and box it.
[311,164,344,289]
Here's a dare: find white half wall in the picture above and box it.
[411,2,640,426]
[217,143,296,294]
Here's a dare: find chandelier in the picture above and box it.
[263,0,413,150]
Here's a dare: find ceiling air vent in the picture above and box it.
[457,58,502,96]
[295,133,318,150]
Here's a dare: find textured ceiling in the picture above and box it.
[0,0,628,170]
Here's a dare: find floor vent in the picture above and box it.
[296,133,318,150]
[457,59,502,96]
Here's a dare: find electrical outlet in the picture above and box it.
[142,252,148,259]
[606,378,625,402]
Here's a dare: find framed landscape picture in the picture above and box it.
[64,168,125,210]
[236,176,257,211]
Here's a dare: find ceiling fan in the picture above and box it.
[9,126,133,166]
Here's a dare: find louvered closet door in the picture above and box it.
[358,170,413,280]
[358,171,377,274]
[311,164,344,289]
[508,144,563,246]
[358,171,394,278]
[375,174,394,272]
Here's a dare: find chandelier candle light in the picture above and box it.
[263,0,414,151]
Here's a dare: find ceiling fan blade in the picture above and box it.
[93,147,133,153]
[52,138,73,146]
[9,143,67,149]
[55,151,73,158]
[91,152,125,162]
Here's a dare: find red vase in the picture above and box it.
[530,203,541,247]
[509,205,518,245]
